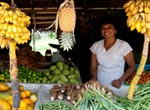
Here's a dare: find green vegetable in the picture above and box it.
[69,66,75,74]
[53,69,61,75]
[68,74,76,79]
[50,74,60,83]
[62,69,70,76]
[49,65,57,71]
[60,74,68,83]
[73,86,125,110]
[116,83,150,110]
[69,78,79,84]
[56,61,64,70]
[39,101,73,110]
[63,64,69,70]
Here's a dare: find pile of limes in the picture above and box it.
[0,66,47,83]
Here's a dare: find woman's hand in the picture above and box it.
[111,80,121,88]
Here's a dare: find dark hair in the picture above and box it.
[98,15,118,30]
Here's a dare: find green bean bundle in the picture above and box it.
[133,83,150,110]
[39,101,73,110]
[116,83,150,110]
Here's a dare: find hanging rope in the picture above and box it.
[11,0,14,6]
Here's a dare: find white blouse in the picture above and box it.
[90,39,133,85]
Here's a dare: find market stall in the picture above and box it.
[1,0,150,110]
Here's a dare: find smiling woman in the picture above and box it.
[90,15,135,93]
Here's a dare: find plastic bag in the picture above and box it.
[29,29,59,56]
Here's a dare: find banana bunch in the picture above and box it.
[0,2,31,49]
[123,0,150,36]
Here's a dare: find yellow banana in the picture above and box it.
[7,24,12,33]
[17,26,22,33]
[129,4,139,16]
[130,22,136,31]
[23,31,30,40]
[20,22,25,27]
[0,23,3,30]
[138,1,144,12]
[144,1,150,13]
[10,32,15,39]
[125,6,131,14]
[0,38,6,49]
[139,12,146,27]
[15,10,26,17]
[12,13,18,19]
[125,1,135,14]
[146,22,150,29]
[3,10,9,17]
[145,13,150,22]
[8,10,14,16]
[0,29,6,37]
[11,24,17,33]
[22,27,28,33]
[25,16,31,22]
[1,38,9,49]
[135,20,142,33]
[12,19,18,25]
[132,0,141,13]
[5,16,10,23]
[127,16,133,27]
[0,2,10,9]
[3,23,8,30]
[129,0,136,12]
[126,10,133,16]
[0,17,5,24]
[5,31,10,38]
[0,9,7,16]
[0,36,4,45]
[130,13,139,26]
[123,0,134,9]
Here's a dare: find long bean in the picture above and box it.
[39,101,73,110]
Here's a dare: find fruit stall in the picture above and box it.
[1,0,150,110]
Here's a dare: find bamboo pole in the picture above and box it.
[9,40,20,110]
[128,34,150,100]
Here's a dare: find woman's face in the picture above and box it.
[101,23,117,39]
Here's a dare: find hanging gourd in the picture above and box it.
[57,0,76,51]
[123,0,150,100]
[0,1,31,109]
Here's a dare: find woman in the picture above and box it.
[90,16,135,90]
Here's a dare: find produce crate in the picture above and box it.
[34,84,55,110]
[6,83,42,110]
[136,64,150,71]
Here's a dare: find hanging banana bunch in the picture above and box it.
[123,0,150,100]
[57,0,76,51]
[0,2,31,109]
[123,0,150,35]
[0,2,31,49]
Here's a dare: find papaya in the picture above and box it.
[0,98,11,110]
[0,82,10,92]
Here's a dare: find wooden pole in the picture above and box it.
[9,41,20,110]
[128,34,150,100]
